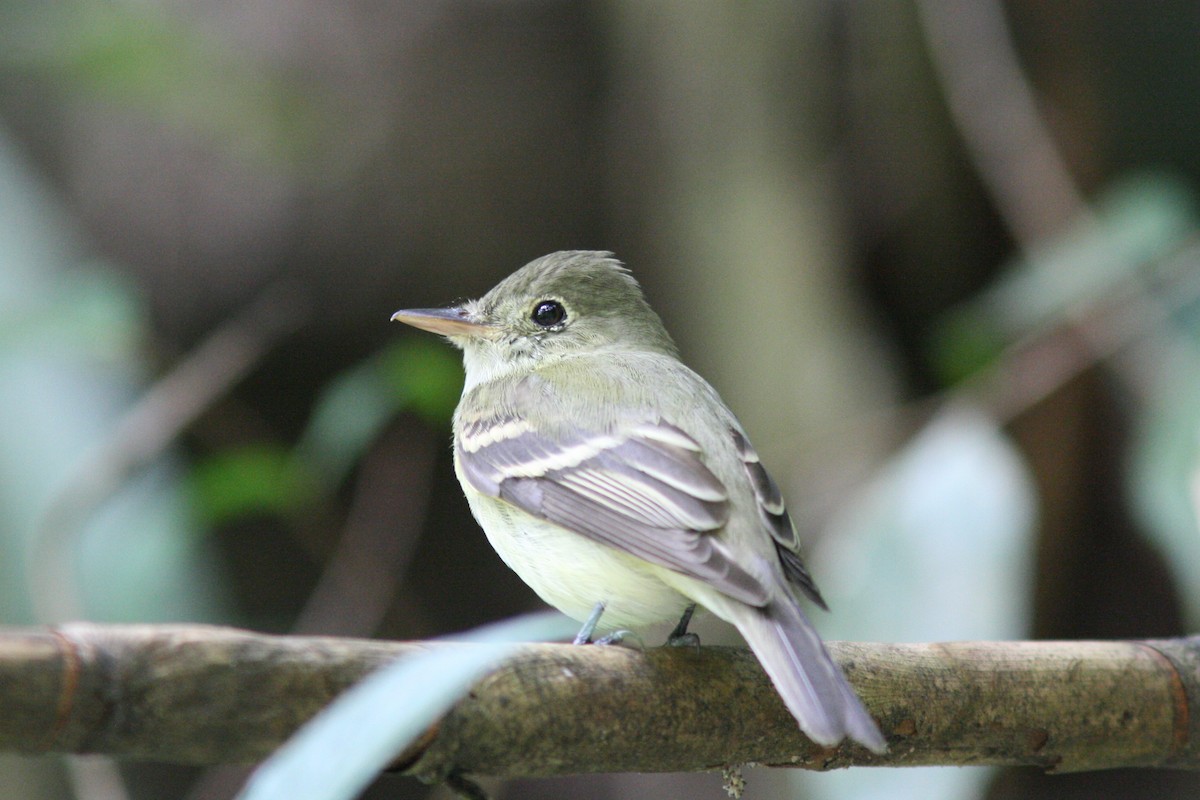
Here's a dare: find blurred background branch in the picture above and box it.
[29,283,306,624]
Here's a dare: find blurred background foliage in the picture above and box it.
[1,1,1199,799]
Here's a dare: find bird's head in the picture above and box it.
[392,251,677,385]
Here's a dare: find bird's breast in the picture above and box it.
[462,487,692,632]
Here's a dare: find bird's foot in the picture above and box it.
[595,629,645,650]
[667,631,701,650]
[572,602,644,649]
[665,603,701,651]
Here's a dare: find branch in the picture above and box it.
[914,0,1089,245]
[1,624,1197,779]
[29,284,307,623]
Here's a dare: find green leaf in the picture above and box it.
[926,310,1008,388]
[188,445,314,525]
[295,338,461,488]
[989,172,1195,331]
[377,337,463,425]
[929,172,1197,385]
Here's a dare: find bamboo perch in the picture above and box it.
[0,624,1197,780]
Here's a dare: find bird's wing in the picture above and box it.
[731,429,827,608]
[456,409,770,607]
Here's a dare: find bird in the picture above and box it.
[391,250,886,753]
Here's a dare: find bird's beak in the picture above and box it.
[390,306,493,337]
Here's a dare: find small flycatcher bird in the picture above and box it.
[392,251,885,752]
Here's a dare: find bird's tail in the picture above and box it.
[722,597,887,753]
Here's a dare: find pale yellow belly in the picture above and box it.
[464,490,693,632]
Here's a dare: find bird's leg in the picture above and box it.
[573,601,606,644]
[572,601,641,648]
[666,603,701,649]
[669,603,696,638]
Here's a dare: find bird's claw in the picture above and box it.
[667,631,701,651]
[595,629,644,649]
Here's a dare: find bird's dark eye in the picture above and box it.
[531,300,566,328]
